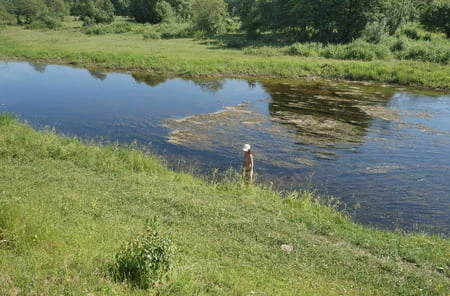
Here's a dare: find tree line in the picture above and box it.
[0,0,449,42]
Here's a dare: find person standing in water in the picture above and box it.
[242,144,254,183]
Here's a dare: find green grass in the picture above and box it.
[0,22,449,89]
[0,114,449,295]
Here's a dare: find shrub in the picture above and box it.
[82,22,133,35]
[287,42,321,57]
[398,42,450,64]
[243,46,283,57]
[112,218,173,289]
[390,37,409,52]
[321,44,346,59]
[143,30,162,40]
[343,41,377,61]
[322,40,392,61]
[400,23,432,41]
[158,22,191,39]
[362,19,389,43]
[142,22,191,40]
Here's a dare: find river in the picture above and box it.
[1,61,449,235]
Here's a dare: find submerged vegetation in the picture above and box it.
[0,113,449,295]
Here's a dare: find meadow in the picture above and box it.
[0,115,449,295]
[0,19,449,89]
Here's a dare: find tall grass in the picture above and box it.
[1,114,449,295]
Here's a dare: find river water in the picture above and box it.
[1,61,449,235]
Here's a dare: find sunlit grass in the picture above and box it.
[0,114,449,295]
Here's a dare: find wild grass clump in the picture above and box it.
[399,22,433,41]
[243,45,283,57]
[142,22,192,40]
[24,15,61,30]
[112,218,173,289]
[322,40,392,61]
[0,113,15,126]
[286,42,321,57]
[395,41,450,64]
[82,22,134,35]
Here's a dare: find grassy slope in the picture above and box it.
[0,25,449,89]
[0,116,449,295]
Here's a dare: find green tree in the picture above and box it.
[44,0,70,20]
[7,0,47,24]
[110,0,130,16]
[130,0,174,23]
[191,0,228,36]
[375,0,423,35]
[0,1,15,24]
[164,0,192,20]
[246,0,376,43]
[421,0,450,38]
[71,0,115,24]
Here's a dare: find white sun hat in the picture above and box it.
[243,144,251,152]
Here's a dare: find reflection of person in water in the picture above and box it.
[242,144,254,183]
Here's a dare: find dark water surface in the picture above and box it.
[1,61,449,235]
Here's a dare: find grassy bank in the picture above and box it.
[0,114,449,295]
[0,24,449,89]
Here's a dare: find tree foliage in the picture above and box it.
[191,0,228,36]
[110,0,130,16]
[4,0,47,24]
[130,0,176,23]
[238,0,379,43]
[420,0,450,38]
[0,1,15,24]
[1,0,448,42]
[71,0,115,24]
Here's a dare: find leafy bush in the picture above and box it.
[243,46,283,56]
[143,30,162,40]
[397,42,450,64]
[24,13,61,30]
[322,41,391,61]
[287,42,321,57]
[112,218,173,289]
[362,19,389,43]
[343,41,377,61]
[158,22,191,39]
[142,22,191,40]
[82,22,133,35]
[321,44,346,59]
[389,37,409,52]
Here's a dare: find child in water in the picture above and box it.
[242,144,254,183]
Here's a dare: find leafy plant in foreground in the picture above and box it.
[112,218,173,289]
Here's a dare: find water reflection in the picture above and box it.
[1,60,449,235]
[88,70,108,81]
[29,62,47,73]
[266,81,378,148]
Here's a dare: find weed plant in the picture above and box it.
[113,218,173,289]
[0,114,449,295]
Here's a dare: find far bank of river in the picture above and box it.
[1,60,449,235]
[1,25,450,90]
